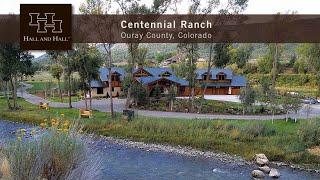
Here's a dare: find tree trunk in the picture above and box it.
[68,74,72,108]
[58,78,62,102]
[108,69,114,118]
[10,76,17,109]
[272,111,275,124]
[317,72,320,97]
[272,43,278,89]
[191,87,195,112]
[202,43,213,97]
[286,111,289,122]
[84,90,88,110]
[108,44,114,119]
[88,80,92,110]
[5,81,12,109]
[125,43,138,109]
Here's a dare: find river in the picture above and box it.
[0,120,319,180]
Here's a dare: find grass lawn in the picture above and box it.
[26,81,51,93]
[0,98,319,169]
[47,96,81,103]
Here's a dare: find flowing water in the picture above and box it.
[0,120,319,180]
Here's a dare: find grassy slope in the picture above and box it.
[0,98,319,169]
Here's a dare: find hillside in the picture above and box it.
[33,43,299,65]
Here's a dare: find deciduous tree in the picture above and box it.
[0,43,34,110]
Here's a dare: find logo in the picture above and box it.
[29,13,62,33]
[20,4,72,50]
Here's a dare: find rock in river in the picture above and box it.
[259,165,271,173]
[251,170,265,178]
[269,168,280,178]
[255,153,269,166]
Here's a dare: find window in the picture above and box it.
[202,72,210,80]
[161,71,171,77]
[112,87,114,92]
[217,73,225,80]
[218,75,225,80]
[97,87,104,94]
[112,74,120,81]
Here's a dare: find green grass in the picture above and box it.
[26,82,50,93]
[47,96,81,103]
[248,73,318,97]
[0,98,319,169]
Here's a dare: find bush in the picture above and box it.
[299,119,320,147]
[2,119,102,180]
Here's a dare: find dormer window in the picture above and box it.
[111,72,120,81]
[134,68,151,77]
[202,72,211,80]
[217,72,226,80]
[161,71,171,77]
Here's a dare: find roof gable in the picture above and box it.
[99,67,125,81]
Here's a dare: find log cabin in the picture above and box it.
[133,67,189,96]
[195,68,246,95]
[90,67,246,98]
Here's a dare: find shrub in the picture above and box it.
[299,119,320,147]
[2,118,102,180]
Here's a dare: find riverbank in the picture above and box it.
[2,120,319,179]
[0,97,319,171]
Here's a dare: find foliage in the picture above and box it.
[131,82,149,106]
[281,93,303,120]
[2,117,101,180]
[243,62,258,74]
[239,85,256,114]
[0,43,34,109]
[136,47,148,67]
[296,43,320,96]
[257,56,273,73]
[293,58,308,74]
[249,74,318,88]
[298,119,320,148]
[74,45,103,90]
[213,43,231,68]
[50,64,63,81]
[133,98,283,115]
[169,59,189,78]
[155,51,176,64]
[151,84,161,98]
[229,44,253,68]
[166,85,177,102]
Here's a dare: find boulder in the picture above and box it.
[259,165,271,173]
[269,168,280,178]
[255,153,269,165]
[251,170,265,178]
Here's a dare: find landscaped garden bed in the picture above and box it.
[132,98,285,115]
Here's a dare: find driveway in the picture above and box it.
[18,82,320,120]
[203,95,241,103]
